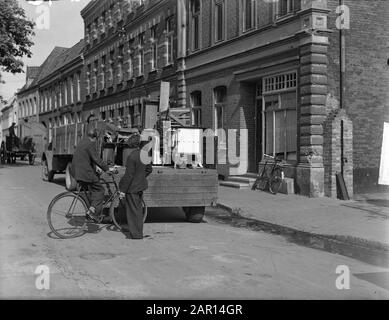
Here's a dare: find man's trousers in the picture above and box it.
[124,192,144,239]
[81,182,105,215]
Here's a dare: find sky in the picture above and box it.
[0,0,91,102]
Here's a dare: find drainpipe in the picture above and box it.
[339,0,346,177]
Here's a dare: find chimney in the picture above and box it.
[26,66,40,82]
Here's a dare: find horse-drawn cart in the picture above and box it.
[0,136,36,165]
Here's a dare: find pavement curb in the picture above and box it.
[215,203,389,268]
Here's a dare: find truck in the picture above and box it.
[41,99,218,223]
[1,121,45,165]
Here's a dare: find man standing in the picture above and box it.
[119,133,152,239]
[71,127,109,221]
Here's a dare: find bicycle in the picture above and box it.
[251,154,284,194]
[47,170,147,239]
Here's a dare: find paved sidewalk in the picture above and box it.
[217,187,389,254]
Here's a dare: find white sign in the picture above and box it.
[379,122,389,185]
[159,81,170,113]
[176,128,202,154]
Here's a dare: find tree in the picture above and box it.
[0,0,35,102]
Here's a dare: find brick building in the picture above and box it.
[80,0,185,128]
[326,0,389,194]
[182,0,389,197]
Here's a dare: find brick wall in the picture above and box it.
[327,0,389,193]
[323,109,353,198]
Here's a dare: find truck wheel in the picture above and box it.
[185,207,205,223]
[65,163,77,191]
[42,159,54,182]
[28,154,35,165]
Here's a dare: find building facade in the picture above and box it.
[17,66,41,126]
[22,0,387,197]
[1,95,19,140]
[80,0,185,128]
[182,0,388,197]
[38,42,84,149]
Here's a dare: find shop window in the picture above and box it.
[260,71,297,162]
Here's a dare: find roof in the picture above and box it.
[18,46,68,94]
[33,40,84,86]
[30,46,69,86]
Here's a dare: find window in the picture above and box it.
[109,109,115,120]
[100,12,106,35]
[64,80,68,105]
[150,26,158,70]
[278,0,301,17]
[101,111,106,121]
[70,77,74,103]
[92,61,98,93]
[166,17,174,64]
[214,0,225,42]
[86,65,91,95]
[77,72,81,101]
[93,19,98,40]
[260,71,297,162]
[59,83,63,106]
[191,0,201,51]
[107,51,114,87]
[242,0,256,31]
[100,56,106,90]
[118,107,124,118]
[191,91,202,127]
[214,86,226,142]
[128,105,135,127]
[138,33,145,75]
[127,51,133,79]
[117,46,124,83]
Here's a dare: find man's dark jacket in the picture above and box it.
[71,137,108,183]
[119,149,152,194]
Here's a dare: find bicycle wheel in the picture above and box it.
[109,193,148,231]
[269,167,283,194]
[47,192,88,239]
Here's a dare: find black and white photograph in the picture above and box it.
[0,0,388,304]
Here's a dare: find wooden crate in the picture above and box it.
[102,166,218,208]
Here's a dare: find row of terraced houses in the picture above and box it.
[13,0,389,198]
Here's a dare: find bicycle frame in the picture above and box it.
[72,174,119,216]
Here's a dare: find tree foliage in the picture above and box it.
[0,0,35,73]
